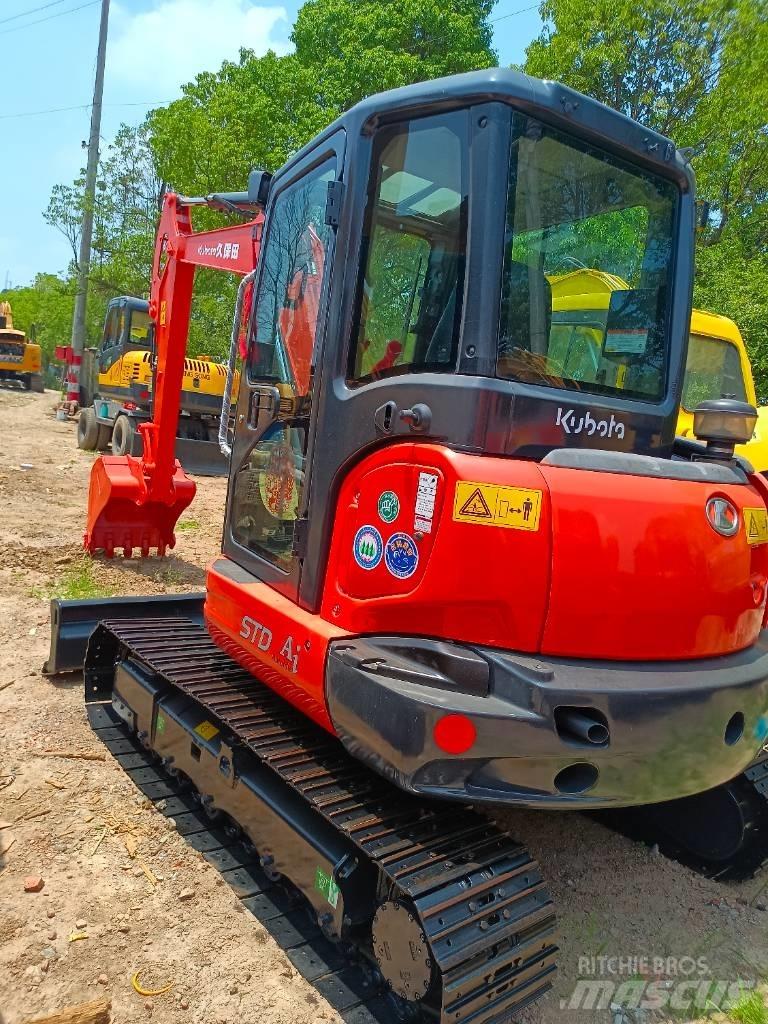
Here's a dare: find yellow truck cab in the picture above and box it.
[77,295,238,476]
[549,269,768,471]
[0,301,43,392]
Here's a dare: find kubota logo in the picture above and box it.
[198,241,241,260]
[556,407,626,440]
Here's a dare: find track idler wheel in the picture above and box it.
[371,900,434,1006]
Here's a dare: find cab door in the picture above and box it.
[97,303,123,392]
[222,135,344,600]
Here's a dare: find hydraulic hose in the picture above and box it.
[219,269,257,458]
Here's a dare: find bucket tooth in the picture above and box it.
[84,454,195,557]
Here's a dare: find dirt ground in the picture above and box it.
[0,387,766,1024]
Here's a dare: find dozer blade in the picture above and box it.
[172,438,230,477]
[127,432,230,478]
[83,454,195,557]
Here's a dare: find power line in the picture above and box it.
[490,2,540,23]
[0,100,173,120]
[0,0,69,26]
[0,0,99,35]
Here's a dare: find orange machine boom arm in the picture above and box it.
[84,190,263,556]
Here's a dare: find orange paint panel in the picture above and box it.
[539,464,768,660]
[321,444,553,653]
[205,561,348,731]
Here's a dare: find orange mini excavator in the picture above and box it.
[48,69,768,1022]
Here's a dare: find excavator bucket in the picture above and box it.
[84,455,196,557]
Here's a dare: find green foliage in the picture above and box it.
[694,241,768,395]
[176,519,201,532]
[0,274,75,371]
[48,556,115,601]
[523,0,768,390]
[292,0,496,112]
[730,989,768,1024]
[41,1,496,363]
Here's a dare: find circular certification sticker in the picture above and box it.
[384,532,419,580]
[377,490,400,524]
[353,525,383,570]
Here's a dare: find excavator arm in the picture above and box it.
[84,188,264,556]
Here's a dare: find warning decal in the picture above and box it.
[194,720,220,741]
[745,507,768,546]
[459,488,492,519]
[453,481,543,532]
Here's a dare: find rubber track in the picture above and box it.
[596,752,768,882]
[85,619,558,1024]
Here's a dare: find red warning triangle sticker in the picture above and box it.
[459,487,492,518]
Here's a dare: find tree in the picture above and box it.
[148,1,497,196]
[44,0,498,362]
[43,124,164,348]
[523,0,768,387]
[291,0,496,112]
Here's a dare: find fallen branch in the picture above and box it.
[138,856,157,888]
[22,998,111,1024]
[14,808,50,824]
[42,750,106,762]
[90,827,108,856]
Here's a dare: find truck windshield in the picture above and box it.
[129,310,151,346]
[682,334,747,410]
[498,115,678,402]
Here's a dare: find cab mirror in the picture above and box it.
[248,169,273,207]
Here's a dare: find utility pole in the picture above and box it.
[65,0,109,407]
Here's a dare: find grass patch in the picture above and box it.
[48,557,115,601]
[730,990,768,1024]
[176,519,200,532]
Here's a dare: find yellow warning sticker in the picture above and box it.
[194,720,220,741]
[453,481,542,531]
[744,507,768,546]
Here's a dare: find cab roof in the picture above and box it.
[279,67,694,192]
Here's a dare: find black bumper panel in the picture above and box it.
[326,634,768,809]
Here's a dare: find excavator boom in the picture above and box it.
[84,190,264,556]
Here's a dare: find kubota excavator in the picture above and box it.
[45,70,768,1021]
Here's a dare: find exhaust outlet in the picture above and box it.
[555,707,609,747]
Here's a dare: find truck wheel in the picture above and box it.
[22,374,32,391]
[77,408,99,450]
[30,374,45,393]
[95,422,112,451]
[111,415,137,456]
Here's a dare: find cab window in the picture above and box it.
[129,310,151,347]
[498,115,678,401]
[683,334,747,410]
[349,110,469,383]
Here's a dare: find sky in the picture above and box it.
[0,0,544,288]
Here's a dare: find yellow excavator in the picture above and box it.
[76,295,238,475]
[548,269,768,470]
[0,301,44,391]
